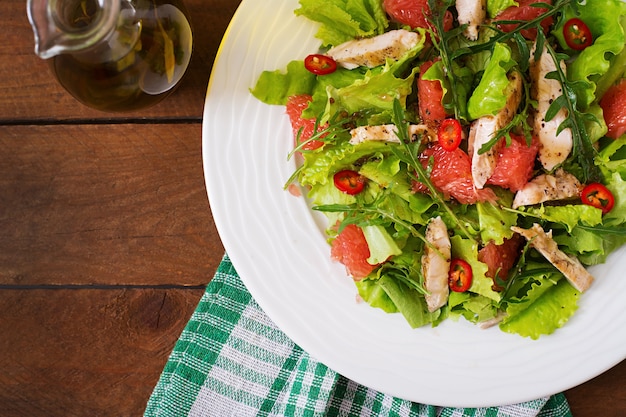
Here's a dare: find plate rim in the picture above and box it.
[201,0,626,407]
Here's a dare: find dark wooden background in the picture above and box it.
[0,0,624,415]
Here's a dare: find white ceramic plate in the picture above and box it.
[202,0,626,407]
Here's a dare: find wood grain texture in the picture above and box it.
[0,288,204,417]
[0,0,624,415]
[0,0,240,121]
[0,124,223,285]
[566,359,626,416]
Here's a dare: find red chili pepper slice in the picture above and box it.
[437,118,463,151]
[581,183,615,214]
[304,54,337,75]
[563,18,593,51]
[333,170,366,195]
[448,258,473,293]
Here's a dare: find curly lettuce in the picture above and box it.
[486,0,517,19]
[553,0,626,107]
[295,0,389,47]
[500,275,580,340]
[315,38,426,123]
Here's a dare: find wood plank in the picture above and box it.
[0,0,242,121]
[566,359,626,416]
[0,285,622,417]
[0,124,224,285]
[0,287,204,417]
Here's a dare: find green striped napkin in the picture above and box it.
[144,255,573,417]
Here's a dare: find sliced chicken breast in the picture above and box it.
[349,123,435,145]
[421,216,451,312]
[327,29,422,70]
[456,0,486,40]
[511,223,594,292]
[468,71,523,189]
[530,43,573,171]
[512,168,582,209]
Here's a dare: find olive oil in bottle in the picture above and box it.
[50,0,193,112]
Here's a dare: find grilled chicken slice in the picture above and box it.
[456,0,486,40]
[349,124,435,145]
[468,71,523,189]
[421,216,451,312]
[512,168,582,209]
[326,29,422,70]
[530,43,573,171]
[511,224,594,292]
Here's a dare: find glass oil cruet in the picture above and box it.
[27,0,193,111]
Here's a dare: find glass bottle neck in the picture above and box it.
[27,0,123,59]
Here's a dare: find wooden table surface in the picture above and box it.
[0,0,624,415]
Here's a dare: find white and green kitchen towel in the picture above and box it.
[144,255,572,417]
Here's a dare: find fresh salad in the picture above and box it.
[251,0,626,339]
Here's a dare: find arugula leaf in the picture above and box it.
[391,100,478,242]
[538,30,603,183]
[428,0,471,120]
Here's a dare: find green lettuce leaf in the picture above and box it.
[450,235,501,302]
[377,275,441,328]
[555,170,626,264]
[304,66,369,118]
[552,0,626,108]
[486,0,517,19]
[355,278,398,313]
[362,224,402,264]
[298,140,392,187]
[359,158,435,225]
[524,204,603,233]
[604,171,626,226]
[294,0,389,47]
[307,180,356,227]
[499,277,580,340]
[467,42,517,120]
[595,30,626,99]
[554,226,626,265]
[477,193,517,244]
[250,60,317,105]
[597,136,626,178]
[321,43,424,123]
[448,291,499,323]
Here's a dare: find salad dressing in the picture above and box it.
[28,0,192,112]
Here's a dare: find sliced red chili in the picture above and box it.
[437,118,463,151]
[333,170,366,195]
[304,54,337,75]
[563,18,593,51]
[448,258,473,293]
[581,183,615,214]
